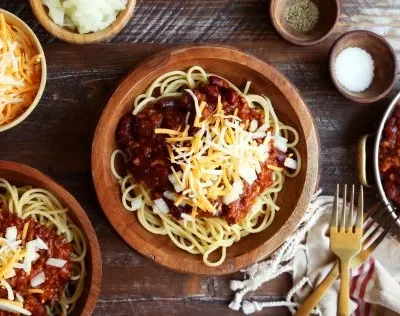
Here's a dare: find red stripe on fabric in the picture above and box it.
[360,258,375,299]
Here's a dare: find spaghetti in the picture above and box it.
[0,178,86,316]
[111,66,301,266]
[0,13,42,127]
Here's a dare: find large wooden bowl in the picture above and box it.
[29,0,136,44]
[0,161,102,315]
[92,45,320,275]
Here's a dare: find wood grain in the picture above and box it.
[0,0,399,315]
[92,45,320,275]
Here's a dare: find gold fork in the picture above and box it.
[330,184,363,316]
[296,201,399,316]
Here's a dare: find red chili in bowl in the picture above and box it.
[116,77,286,224]
[379,103,400,208]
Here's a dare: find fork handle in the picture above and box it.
[295,264,340,316]
[339,259,351,316]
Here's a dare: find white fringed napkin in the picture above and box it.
[229,191,400,315]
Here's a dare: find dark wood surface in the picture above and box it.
[1,1,399,315]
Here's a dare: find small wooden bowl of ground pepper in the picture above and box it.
[270,0,340,46]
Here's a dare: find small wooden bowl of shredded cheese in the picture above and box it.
[0,9,46,133]
[29,0,136,44]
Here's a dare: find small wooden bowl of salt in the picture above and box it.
[330,30,397,104]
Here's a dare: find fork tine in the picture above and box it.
[363,201,385,233]
[339,184,347,231]
[348,185,355,232]
[364,202,389,234]
[363,204,395,245]
[363,209,400,251]
[356,185,363,229]
[330,184,339,227]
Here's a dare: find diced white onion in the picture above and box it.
[30,271,45,287]
[223,178,244,205]
[5,226,17,242]
[238,162,257,185]
[180,213,195,221]
[256,123,269,132]
[0,301,31,315]
[46,258,67,268]
[249,119,258,132]
[168,173,184,193]
[35,238,48,250]
[129,197,143,211]
[257,144,270,163]
[153,198,170,214]
[42,0,128,34]
[274,135,288,153]
[284,157,297,170]
[251,131,267,139]
[163,191,177,201]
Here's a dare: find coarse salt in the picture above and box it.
[334,47,375,93]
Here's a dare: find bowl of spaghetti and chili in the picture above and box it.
[0,161,101,315]
[92,45,320,275]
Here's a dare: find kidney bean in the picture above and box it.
[117,114,136,145]
[208,75,229,89]
[200,84,220,104]
[223,88,239,106]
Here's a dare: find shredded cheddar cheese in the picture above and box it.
[155,96,273,215]
[0,13,42,127]
[0,227,48,315]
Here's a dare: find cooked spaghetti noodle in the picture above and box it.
[111,66,301,266]
[0,178,86,315]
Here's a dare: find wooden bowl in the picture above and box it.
[0,9,47,133]
[270,0,339,46]
[0,161,102,315]
[29,0,136,44]
[329,30,397,104]
[91,45,320,275]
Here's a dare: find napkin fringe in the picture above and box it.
[229,190,333,314]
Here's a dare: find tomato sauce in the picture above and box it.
[379,103,400,209]
[117,76,284,224]
[0,209,72,316]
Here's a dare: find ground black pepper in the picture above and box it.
[285,0,320,33]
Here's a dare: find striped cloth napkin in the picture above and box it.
[229,191,400,315]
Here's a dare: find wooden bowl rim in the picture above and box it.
[269,0,340,46]
[28,0,136,44]
[329,30,398,104]
[0,9,47,133]
[0,160,102,314]
[91,44,320,275]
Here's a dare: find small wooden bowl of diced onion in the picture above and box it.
[0,9,47,133]
[29,0,136,44]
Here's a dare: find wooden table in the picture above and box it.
[1,1,399,315]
